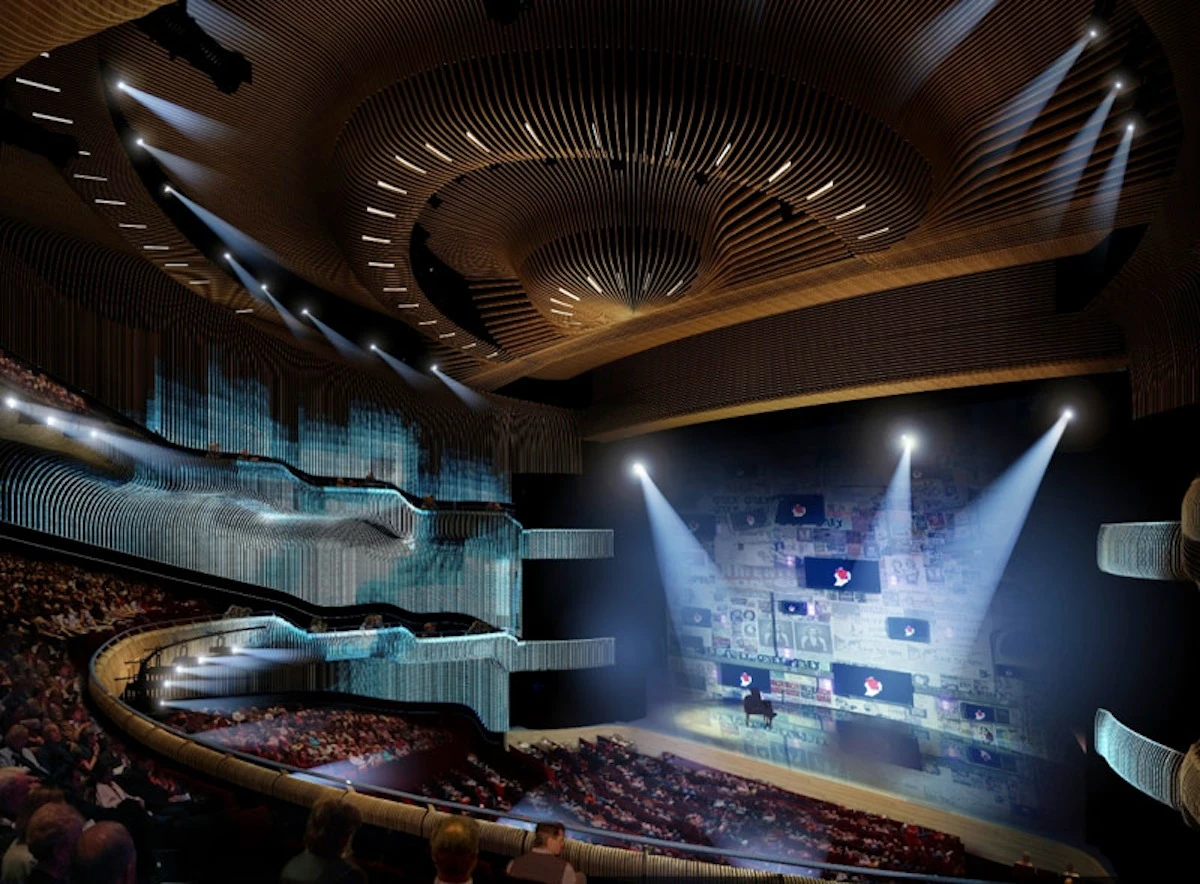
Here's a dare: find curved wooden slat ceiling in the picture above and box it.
[0,0,1194,426]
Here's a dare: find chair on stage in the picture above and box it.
[743,687,776,729]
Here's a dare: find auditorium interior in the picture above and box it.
[1,1,1199,882]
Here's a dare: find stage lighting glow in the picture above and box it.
[1063,408,1075,422]
[89,429,99,439]
[631,462,647,478]
[369,344,378,351]
[260,283,269,291]
[197,655,207,665]
[301,308,310,316]
[223,252,231,261]
[1126,122,1135,132]
[173,665,181,673]
[231,646,241,655]
[45,416,57,427]
[117,80,128,91]
[431,364,439,372]
[1114,80,1123,90]
[162,184,173,195]
[1088,28,1098,38]
[135,137,145,147]
[163,680,172,689]
[901,433,916,450]
[3,397,16,409]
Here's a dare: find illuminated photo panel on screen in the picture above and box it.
[831,662,914,706]
[774,494,826,525]
[719,662,773,693]
[803,557,882,593]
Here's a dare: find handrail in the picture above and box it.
[90,622,992,884]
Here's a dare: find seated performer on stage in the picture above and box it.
[743,687,777,729]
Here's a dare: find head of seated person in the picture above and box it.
[431,815,480,884]
[25,801,84,883]
[71,820,136,884]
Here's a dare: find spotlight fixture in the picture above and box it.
[370,344,378,351]
[117,80,128,91]
[89,429,99,439]
[3,397,16,409]
[162,184,173,195]
[900,433,916,450]
[1088,28,1098,39]
[1114,80,1123,91]
[135,137,145,147]
[630,461,647,478]
[301,308,310,316]
[1062,408,1075,422]
[133,0,253,95]
[223,252,231,261]
[431,364,439,372]
[45,416,57,427]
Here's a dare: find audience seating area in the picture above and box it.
[165,702,449,771]
[421,735,968,878]
[0,547,1058,882]
[0,351,87,413]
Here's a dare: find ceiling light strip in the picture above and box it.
[715,143,732,167]
[418,320,437,325]
[464,131,491,153]
[834,203,866,220]
[585,275,603,293]
[666,280,684,297]
[461,343,477,350]
[487,352,500,358]
[423,143,453,163]
[805,181,835,201]
[362,235,391,244]
[767,161,793,184]
[77,150,91,156]
[163,262,189,267]
[118,222,146,229]
[16,77,61,93]
[94,198,126,206]
[591,122,602,149]
[438,332,456,339]
[142,245,169,251]
[857,227,891,240]
[31,112,72,124]
[549,297,573,308]
[550,309,574,316]
[235,308,254,314]
[557,287,581,301]
[394,155,427,175]
[382,286,408,292]
[376,180,407,195]
[72,173,107,181]
[523,122,543,148]
[366,206,396,218]
[396,303,420,309]
[368,261,396,268]
[189,280,210,285]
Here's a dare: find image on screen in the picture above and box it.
[719,663,773,693]
[803,557,882,593]
[831,662,914,706]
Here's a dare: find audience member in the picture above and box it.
[279,798,364,884]
[23,803,83,884]
[71,822,136,884]
[1011,850,1036,880]
[506,822,584,884]
[431,817,478,884]
[1,786,63,883]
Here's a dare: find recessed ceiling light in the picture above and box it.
[834,203,867,220]
[32,112,72,125]
[557,287,580,301]
[16,77,61,92]
[423,143,453,163]
[464,131,491,153]
[585,275,602,293]
[362,235,391,244]
[767,161,793,184]
[394,155,427,174]
[805,181,834,200]
[857,227,891,240]
[366,206,396,218]
[715,143,732,167]
[376,180,407,195]
[523,122,543,148]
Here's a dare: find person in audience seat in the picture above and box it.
[1011,850,1036,880]
[23,802,83,884]
[71,822,136,884]
[506,822,584,884]
[432,816,480,884]
[279,797,365,884]
[1061,862,1080,881]
[1,786,64,883]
